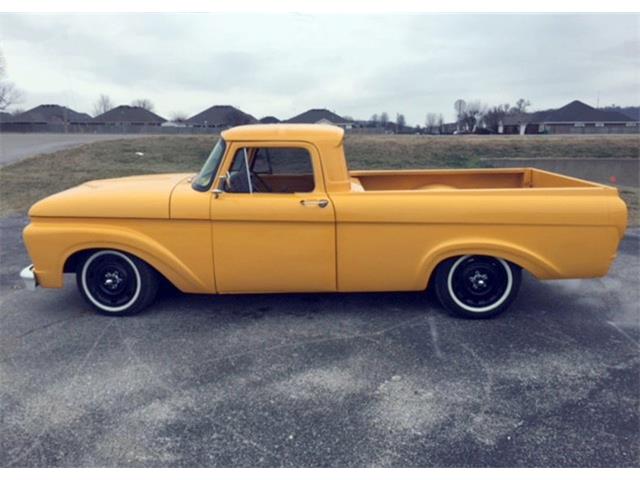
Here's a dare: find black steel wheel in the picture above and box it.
[76,250,158,316]
[434,255,521,319]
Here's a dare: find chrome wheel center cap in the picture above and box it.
[469,270,489,290]
[103,271,123,290]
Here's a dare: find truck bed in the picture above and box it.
[349,167,603,191]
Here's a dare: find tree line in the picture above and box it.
[365,99,532,134]
[423,98,532,134]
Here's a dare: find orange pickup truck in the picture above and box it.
[22,124,627,318]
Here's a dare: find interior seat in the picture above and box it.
[350,178,365,192]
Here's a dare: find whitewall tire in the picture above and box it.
[434,255,521,319]
[76,250,158,316]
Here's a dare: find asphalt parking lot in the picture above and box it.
[1,214,638,467]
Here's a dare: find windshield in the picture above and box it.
[192,138,226,191]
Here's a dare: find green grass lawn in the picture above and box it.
[1,134,638,225]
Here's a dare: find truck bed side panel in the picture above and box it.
[330,189,624,292]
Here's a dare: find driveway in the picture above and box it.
[0,215,638,467]
[0,134,153,166]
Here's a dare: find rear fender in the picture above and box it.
[419,239,561,288]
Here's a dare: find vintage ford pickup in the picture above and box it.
[21,124,627,318]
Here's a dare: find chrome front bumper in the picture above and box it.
[20,264,38,291]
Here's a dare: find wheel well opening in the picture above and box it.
[426,254,525,291]
[63,249,175,289]
[63,249,95,273]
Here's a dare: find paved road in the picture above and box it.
[0,134,153,166]
[0,215,638,467]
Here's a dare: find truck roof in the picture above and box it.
[222,123,345,145]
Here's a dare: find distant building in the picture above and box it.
[9,104,92,126]
[161,120,187,128]
[440,122,458,135]
[259,116,280,124]
[602,106,640,121]
[92,105,166,126]
[0,104,93,132]
[286,108,353,129]
[187,105,256,128]
[500,100,638,134]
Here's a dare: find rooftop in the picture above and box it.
[11,104,92,123]
[286,108,350,124]
[92,105,166,123]
[539,100,634,122]
[187,105,256,126]
[222,123,345,144]
[504,100,635,125]
[259,116,280,124]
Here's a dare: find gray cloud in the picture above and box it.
[0,13,638,123]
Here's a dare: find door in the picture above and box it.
[210,142,336,293]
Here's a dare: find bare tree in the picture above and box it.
[0,83,23,111]
[454,99,466,125]
[454,100,487,132]
[380,112,389,127]
[510,98,531,114]
[437,114,444,133]
[132,98,155,111]
[93,94,114,116]
[395,113,406,133]
[0,49,24,111]
[456,101,486,132]
[483,103,510,132]
[425,113,439,133]
[170,111,188,122]
[369,113,379,127]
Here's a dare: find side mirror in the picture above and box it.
[220,172,231,190]
[213,172,231,198]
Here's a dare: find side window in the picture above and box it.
[225,147,315,194]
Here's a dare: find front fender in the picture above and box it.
[23,219,214,293]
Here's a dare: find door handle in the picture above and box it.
[300,199,329,208]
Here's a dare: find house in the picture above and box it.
[8,104,92,125]
[0,104,93,132]
[186,105,256,128]
[285,108,353,129]
[259,116,280,124]
[161,120,187,128]
[440,122,458,135]
[602,106,640,121]
[92,105,166,126]
[500,100,638,135]
[0,111,12,123]
[499,112,537,135]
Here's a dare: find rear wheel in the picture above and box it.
[434,255,521,319]
[76,250,158,316]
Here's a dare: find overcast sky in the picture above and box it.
[0,13,638,124]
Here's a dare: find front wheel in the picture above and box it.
[76,250,158,316]
[434,255,521,319]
